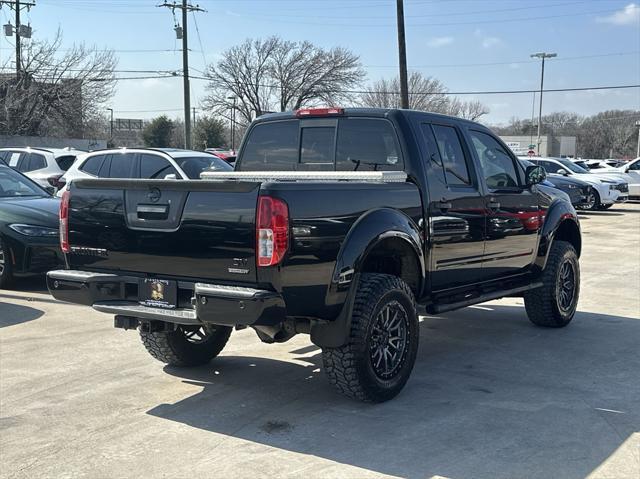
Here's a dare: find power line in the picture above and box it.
[184,75,640,96]
[239,0,589,20]
[364,51,640,69]
[231,7,624,27]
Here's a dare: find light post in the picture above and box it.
[530,52,557,155]
[227,96,237,151]
[107,107,114,146]
[635,120,640,158]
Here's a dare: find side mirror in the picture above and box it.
[556,168,568,176]
[164,173,177,180]
[525,165,546,186]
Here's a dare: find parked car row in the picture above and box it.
[0,147,86,192]
[0,147,233,286]
[518,156,631,210]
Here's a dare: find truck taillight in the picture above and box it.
[256,196,289,267]
[60,190,70,253]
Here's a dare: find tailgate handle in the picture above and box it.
[137,204,169,219]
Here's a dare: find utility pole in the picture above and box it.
[227,95,236,151]
[530,52,557,155]
[14,0,19,78]
[1,0,35,80]
[157,1,205,150]
[192,106,196,147]
[396,0,409,109]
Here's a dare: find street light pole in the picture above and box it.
[634,120,640,158]
[227,96,237,150]
[530,52,557,155]
[107,108,114,146]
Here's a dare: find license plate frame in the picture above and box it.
[139,278,177,309]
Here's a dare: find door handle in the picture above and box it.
[436,201,452,212]
[487,201,501,211]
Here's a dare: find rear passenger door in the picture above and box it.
[420,122,487,291]
[465,129,540,279]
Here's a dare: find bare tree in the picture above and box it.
[0,29,117,137]
[202,36,365,125]
[447,98,490,121]
[578,110,640,158]
[360,72,489,120]
[491,109,640,158]
[360,72,449,112]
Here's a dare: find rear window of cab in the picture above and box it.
[238,118,403,172]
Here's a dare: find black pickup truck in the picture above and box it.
[47,108,581,402]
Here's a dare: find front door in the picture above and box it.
[420,122,487,291]
[465,129,540,279]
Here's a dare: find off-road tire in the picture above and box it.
[322,273,419,402]
[140,324,232,366]
[0,235,14,289]
[524,240,579,328]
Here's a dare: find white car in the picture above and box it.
[616,157,640,198]
[0,147,85,191]
[524,157,628,210]
[57,148,233,196]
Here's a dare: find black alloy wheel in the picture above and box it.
[369,300,409,380]
[556,261,577,314]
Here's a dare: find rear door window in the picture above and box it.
[17,152,47,172]
[538,160,561,174]
[55,155,77,171]
[140,154,178,179]
[107,153,135,178]
[431,125,471,185]
[80,155,106,176]
[336,118,401,171]
[240,120,299,171]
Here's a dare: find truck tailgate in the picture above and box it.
[67,179,260,283]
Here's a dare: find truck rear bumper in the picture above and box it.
[47,270,286,327]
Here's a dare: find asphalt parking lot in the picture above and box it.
[1,204,639,479]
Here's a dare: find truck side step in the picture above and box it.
[428,281,543,314]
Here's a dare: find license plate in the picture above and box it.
[139,278,177,309]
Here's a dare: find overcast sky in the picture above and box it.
[1,0,639,124]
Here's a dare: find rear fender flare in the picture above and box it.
[311,208,424,348]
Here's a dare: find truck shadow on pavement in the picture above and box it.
[148,305,640,479]
[0,301,44,327]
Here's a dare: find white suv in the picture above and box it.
[57,148,232,196]
[616,157,640,199]
[0,147,85,191]
[525,157,628,210]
